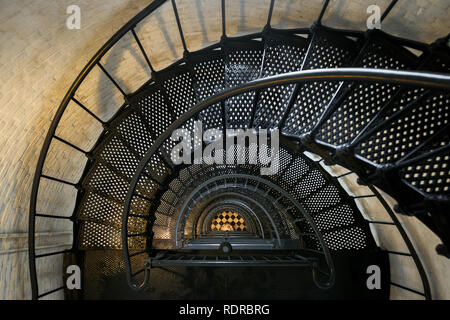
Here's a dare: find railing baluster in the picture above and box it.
[36,249,72,259]
[131,268,147,277]
[317,0,330,25]
[249,89,261,128]
[396,123,450,165]
[37,286,65,299]
[171,0,188,53]
[41,175,78,188]
[97,62,128,97]
[391,282,425,297]
[336,171,353,179]
[35,213,72,220]
[386,250,412,257]
[381,0,399,22]
[53,136,89,155]
[129,214,151,220]
[131,28,155,73]
[71,97,106,125]
[396,144,450,169]
[128,232,148,238]
[222,0,226,38]
[267,0,275,27]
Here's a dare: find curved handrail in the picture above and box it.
[178,187,283,247]
[122,68,450,292]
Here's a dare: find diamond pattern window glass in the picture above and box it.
[210,211,247,232]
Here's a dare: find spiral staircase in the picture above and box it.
[29,0,450,300]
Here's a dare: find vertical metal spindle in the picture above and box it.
[171,0,188,53]
[221,100,227,144]
[317,0,330,25]
[397,123,450,165]
[97,62,128,97]
[277,83,302,129]
[53,135,89,155]
[381,0,399,22]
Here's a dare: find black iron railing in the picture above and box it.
[28,0,448,300]
[123,168,337,290]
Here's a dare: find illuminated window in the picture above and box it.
[210,211,247,232]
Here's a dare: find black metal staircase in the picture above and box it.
[29,0,450,300]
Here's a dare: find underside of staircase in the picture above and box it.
[29,0,450,300]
